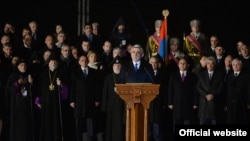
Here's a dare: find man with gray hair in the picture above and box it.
[124,44,155,83]
[92,22,99,35]
[225,58,250,124]
[196,56,224,125]
[121,44,155,141]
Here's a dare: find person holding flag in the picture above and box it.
[158,10,169,65]
[146,9,169,67]
[155,9,171,68]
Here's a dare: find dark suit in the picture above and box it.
[239,56,250,73]
[109,30,132,50]
[203,47,215,57]
[226,71,250,124]
[196,69,224,125]
[76,34,104,55]
[70,67,100,141]
[215,56,225,71]
[16,45,35,63]
[122,59,155,141]
[31,31,44,51]
[124,60,155,83]
[149,67,167,141]
[168,70,198,124]
[218,68,233,124]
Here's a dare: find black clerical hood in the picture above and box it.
[111,56,123,65]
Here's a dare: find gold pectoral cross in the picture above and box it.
[48,69,57,91]
[49,84,55,91]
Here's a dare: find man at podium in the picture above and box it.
[118,44,157,141]
[123,44,155,83]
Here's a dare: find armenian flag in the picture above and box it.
[158,17,168,63]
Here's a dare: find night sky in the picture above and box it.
[1,0,250,48]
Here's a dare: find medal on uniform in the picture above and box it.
[49,84,55,91]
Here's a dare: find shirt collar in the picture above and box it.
[208,71,214,74]
[234,71,240,74]
[180,70,187,74]
[81,67,88,70]
[133,61,141,66]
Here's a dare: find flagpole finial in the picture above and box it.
[162,9,169,18]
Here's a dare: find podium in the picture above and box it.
[115,83,160,141]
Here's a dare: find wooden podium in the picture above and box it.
[115,83,160,141]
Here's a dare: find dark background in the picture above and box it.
[1,0,250,48]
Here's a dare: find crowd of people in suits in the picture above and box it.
[0,17,249,141]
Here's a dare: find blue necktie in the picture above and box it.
[33,33,37,40]
[83,69,87,77]
[134,63,138,72]
[88,35,92,42]
[218,59,221,64]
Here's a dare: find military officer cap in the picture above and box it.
[48,54,58,62]
[112,56,122,65]
[190,19,200,27]
[170,37,180,45]
[132,44,142,48]
[155,20,162,28]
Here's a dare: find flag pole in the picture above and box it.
[162,9,169,63]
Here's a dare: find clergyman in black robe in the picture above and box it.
[101,57,126,141]
[7,59,34,141]
[35,56,68,141]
